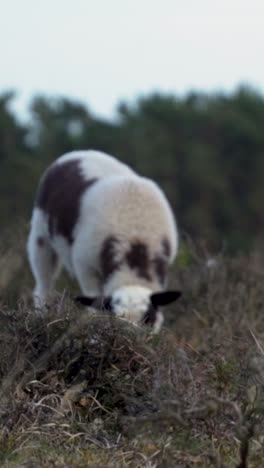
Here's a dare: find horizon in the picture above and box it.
[3,82,264,125]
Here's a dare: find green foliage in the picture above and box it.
[1,85,264,251]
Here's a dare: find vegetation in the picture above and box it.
[1,85,264,251]
[1,236,264,466]
[1,85,264,465]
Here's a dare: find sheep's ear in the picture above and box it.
[75,296,95,306]
[74,295,112,311]
[150,290,182,307]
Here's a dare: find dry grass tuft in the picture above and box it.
[1,241,264,466]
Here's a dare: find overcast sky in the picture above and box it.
[1,0,263,120]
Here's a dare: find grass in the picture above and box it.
[1,236,264,466]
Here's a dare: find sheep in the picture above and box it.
[27,150,181,332]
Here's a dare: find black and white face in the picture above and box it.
[75,286,182,333]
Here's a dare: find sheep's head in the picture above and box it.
[75,285,181,333]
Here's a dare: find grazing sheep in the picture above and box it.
[27,150,181,332]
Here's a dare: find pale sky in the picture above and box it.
[1,0,263,120]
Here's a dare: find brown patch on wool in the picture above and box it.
[152,237,171,286]
[37,236,45,247]
[153,256,168,286]
[100,236,121,282]
[36,159,98,244]
[162,237,171,258]
[126,241,151,281]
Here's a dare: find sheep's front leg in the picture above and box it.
[74,263,101,298]
[28,234,61,310]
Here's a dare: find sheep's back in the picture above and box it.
[77,175,178,263]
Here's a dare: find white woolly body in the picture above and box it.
[27,150,178,331]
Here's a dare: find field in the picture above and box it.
[1,233,264,467]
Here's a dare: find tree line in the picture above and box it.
[1,85,264,252]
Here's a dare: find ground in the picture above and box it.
[1,231,264,467]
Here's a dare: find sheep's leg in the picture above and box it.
[27,211,61,310]
[28,239,61,309]
[74,264,100,297]
[72,246,100,297]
